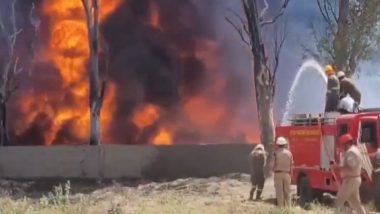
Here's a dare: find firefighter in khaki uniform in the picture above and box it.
[337,71,361,105]
[335,134,366,214]
[249,144,267,201]
[372,148,380,211]
[273,137,293,207]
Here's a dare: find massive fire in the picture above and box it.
[12,0,122,145]
[8,0,259,145]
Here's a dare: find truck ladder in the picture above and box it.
[318,117,341,188]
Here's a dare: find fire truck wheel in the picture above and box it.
[298,176,320,207]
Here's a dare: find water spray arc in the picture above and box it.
[281,60,327,125]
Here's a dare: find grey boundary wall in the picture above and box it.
[0,144,254,180]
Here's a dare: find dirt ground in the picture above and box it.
[0,174,377,214]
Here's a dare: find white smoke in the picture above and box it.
[352,62,380,108]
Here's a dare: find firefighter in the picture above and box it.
[337,71,361,108]
[372,148,380,211]
[335,134,366,214]
[273,137,293,207]
[325,65,340,112]
[249,143,267,201]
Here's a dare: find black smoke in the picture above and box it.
[101,0,219,144]
[8,0,257,145]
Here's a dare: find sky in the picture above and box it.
[3,0,379,145]
[215,0,380,122]
[214,0,324,121]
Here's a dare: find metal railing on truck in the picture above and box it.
[286,113,340,126]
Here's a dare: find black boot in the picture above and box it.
[256,189,262,201]
[249,187,256,201]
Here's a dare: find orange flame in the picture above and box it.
[16,0,259,145]
[33,0,122,145]
[152,128,173,145]
[184,96,225,130]
[132,104,160,130]
[149,2,161,29]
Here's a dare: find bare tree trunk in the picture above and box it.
[89,0,101,146]
[0,96,8,146]
[257,87,275,155]
[244,0,276,174]
[255,66,275,176]
[0,0,31,146]
[83,0,103,145]
[334,0,349,73]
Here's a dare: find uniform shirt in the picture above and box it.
[341,145,362,178]
[251,149,267,174]
[251,150,267,176]
[273,148,293,173]
[327,75,340,95]
[340,77,361,103]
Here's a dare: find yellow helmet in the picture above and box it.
[324,65,334,75]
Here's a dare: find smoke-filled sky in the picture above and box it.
[0,0,379,145]
[219,1,325,120]
[221,0,380,119]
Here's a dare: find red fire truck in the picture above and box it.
[276,109,380,206]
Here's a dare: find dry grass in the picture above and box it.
[0,175,364,214]
[0,192,334,214]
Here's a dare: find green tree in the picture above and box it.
[303,0,380,76]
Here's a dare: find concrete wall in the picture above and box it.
[0,144,254,179]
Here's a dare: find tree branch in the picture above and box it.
[5,82,18,102]
[260,0,290,27]
[241,0,259,51]
[0,16,5,36]
[270,24,287,90]
[273,28,287,77]
[259,0,269,21]
[29,3,40,35]
[227,8,247,26]
[326,0,338,23]
[99,80,106,108]
[316,0,336,34]
[9,0,20,58]
[225,17,251,46]
[81,0,92,38]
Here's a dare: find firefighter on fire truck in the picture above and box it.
[337,71,362,110]
[335,134,366,214]
[324,65,340,112]
[338,95,358,114]
[337,71,362,105]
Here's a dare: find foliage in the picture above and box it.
[303,0,380,76]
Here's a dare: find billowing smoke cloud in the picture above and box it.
[100,0,257,144]
[6,0,258,145]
